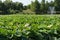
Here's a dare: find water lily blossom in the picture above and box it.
[25,23,30,27]
[47,24,53,28]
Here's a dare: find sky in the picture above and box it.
[2,0,54,5]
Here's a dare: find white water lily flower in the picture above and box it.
[47,24,53,28]
[25,23,30,27]
[26,32,30,35]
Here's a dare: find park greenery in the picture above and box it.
[0,0,60,40]
[0,0,60,14]
[0,15,60,40]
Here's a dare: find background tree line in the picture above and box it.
[0,0,23,14]
[0,0,60,14]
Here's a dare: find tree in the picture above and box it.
[54,0,60,11]
[0,0,2,10]
[50,1,54,7]
[40,0,45,13]
[27,5,31,9]
[2,0,12,14]
[0,0,3,14]
[18,3,23,12]
[0,0,23,14]
[5,0,12,2]
[23,6,27,10]
[30,0,40,14]
[45,1,49,13]
[30,1,34,12]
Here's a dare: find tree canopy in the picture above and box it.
[0,0,60,14]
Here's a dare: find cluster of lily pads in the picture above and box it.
[0,15,60,40]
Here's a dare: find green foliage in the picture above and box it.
[1,0,60,14]
[54,0,60,11]
[40,0,45,13]
[30,0,40,14]
[45,1,49,12]
[0,0,23,14]
[0,15,59,40]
